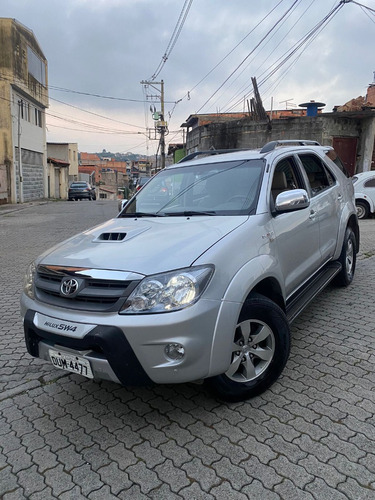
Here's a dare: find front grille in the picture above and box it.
[35,266,139,312]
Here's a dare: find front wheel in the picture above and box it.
[334,227,356,287]
[205,294,290,402]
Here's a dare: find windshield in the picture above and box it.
[70,183,88,188]
[120,159,264,217]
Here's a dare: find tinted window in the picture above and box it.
[271,156,304,203]
[325,150,350,178]
[298,154,334,195]
[364,178,375,188]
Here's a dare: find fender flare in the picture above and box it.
[207,254,285,377]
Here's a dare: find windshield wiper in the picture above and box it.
[164,210,216,216]
[119,212,165,218]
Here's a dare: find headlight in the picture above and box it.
[120,265,214,314]
[23,261,36,299]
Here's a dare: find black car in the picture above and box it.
[68,182,96,201]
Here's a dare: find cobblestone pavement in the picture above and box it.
[1,200,375,499]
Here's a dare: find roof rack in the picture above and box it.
[260,140,321,154]
[178,149,247,163]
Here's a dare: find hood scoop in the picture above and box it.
[92,224,151,243]
[97,232,127,242]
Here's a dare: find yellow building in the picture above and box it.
[0,18,48,204]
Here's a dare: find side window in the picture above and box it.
[298,154,334,195]
[364,178,375,188]
[271,156,303,202]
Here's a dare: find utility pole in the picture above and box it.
[140,79,167,171]
[17,99,24,203]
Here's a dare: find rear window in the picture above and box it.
[70,183,88,188]
[325,150,350,178]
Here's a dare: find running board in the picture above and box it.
[286,262,342,323]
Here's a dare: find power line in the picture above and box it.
[166,0,285,120]
[150,0,194,80]
[195,0,300,114]
[48,84,176,103]
[223,0,345,113]
[219,0,316,113]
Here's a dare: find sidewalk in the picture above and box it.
[0,200,49,216]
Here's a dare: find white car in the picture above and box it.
[353,171,375,219]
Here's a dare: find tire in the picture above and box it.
[356,201,369,219]
[205,294,290,402]
[334,227,356,287]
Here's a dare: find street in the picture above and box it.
[1,200,375,499]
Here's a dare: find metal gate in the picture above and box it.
[332,137,358,176]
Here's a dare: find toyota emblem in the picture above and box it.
[60,278,80,297]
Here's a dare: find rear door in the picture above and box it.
[297,153,342,262]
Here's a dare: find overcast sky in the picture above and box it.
[1,0,374,156]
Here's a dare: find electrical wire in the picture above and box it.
[223,0,344,113]
[166,0,285,120]
[150,0,194,81]
[359,4,375,21]
[218,0,316,113]
[195,0,300,114]
[349,1,375,13]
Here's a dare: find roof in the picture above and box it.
[181,113,248,128]
[47,157,70,167]
[172,141,333,168]
[80,152,101,161]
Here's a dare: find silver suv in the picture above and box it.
[21,140,359,402]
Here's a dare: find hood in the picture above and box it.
[39,216,247,275]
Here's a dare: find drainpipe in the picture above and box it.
[17,99,24,203]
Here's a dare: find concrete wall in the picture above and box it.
[186,113,375,173]
[47,143,79,180]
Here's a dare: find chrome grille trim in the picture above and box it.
[35,265,142,312]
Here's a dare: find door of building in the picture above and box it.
[0,165,8,204]
[332,137,358,176]
[54,168,60,198]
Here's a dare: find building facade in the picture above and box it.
[47,142,78,182]
[0,18,49,204]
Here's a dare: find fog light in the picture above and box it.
[165,343,185,361]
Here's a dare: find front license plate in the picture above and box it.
[48,349,94,379]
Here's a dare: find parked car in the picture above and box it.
[352,171,375,219]
[68,181,96,201]
[21,140,359,402]
[135,176,151,191]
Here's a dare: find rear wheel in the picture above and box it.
[334,227,356,287]
[356,201,369,219]
[205,294,290,402]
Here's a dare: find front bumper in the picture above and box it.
[22,295,232,386]
[24,310,153,385]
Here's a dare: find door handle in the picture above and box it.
[338,193,343,201]
[309,210,316,220]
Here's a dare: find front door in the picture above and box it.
[270,154,321,296]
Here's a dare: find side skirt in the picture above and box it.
[286,262,342,323]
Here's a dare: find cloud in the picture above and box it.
[1,0,373,153]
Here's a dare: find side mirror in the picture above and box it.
[275,189,309,213]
